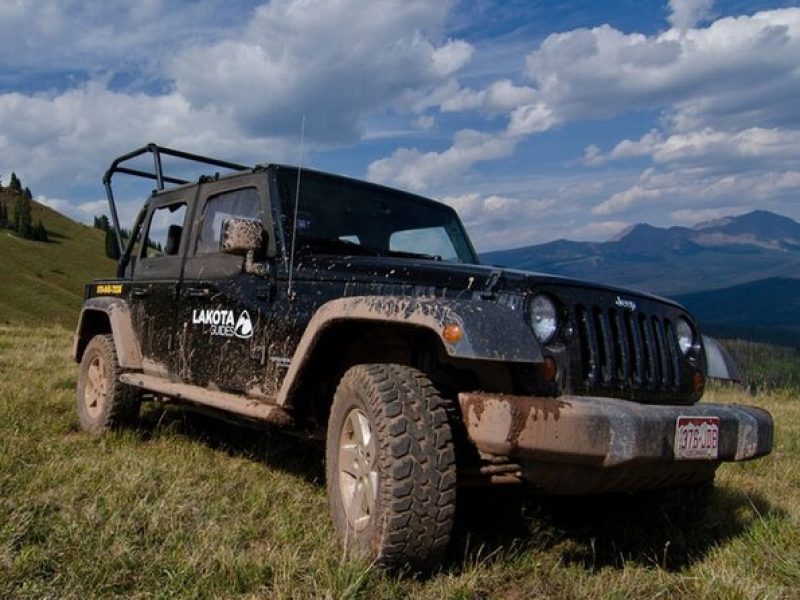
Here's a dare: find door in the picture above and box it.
[128,193,190,378]
[178,180,278,397]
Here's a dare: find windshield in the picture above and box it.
[276,168,478,264]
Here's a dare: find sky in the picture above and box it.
[1,0,799,252]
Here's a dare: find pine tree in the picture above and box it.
[9,172,21,192]
[94,214,110,231]
[13,187,33,238]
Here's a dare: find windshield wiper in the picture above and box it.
[383,248,443,261]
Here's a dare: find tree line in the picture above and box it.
[92,213,162,255]
[0,172,48,241]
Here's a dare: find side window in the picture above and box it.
[143,203,187,258]
[196,188,261,255]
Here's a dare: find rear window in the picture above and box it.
[195,188,260,255]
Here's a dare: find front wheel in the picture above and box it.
[76,334,140,433]
[325,364,457,569]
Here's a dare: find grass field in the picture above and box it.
[1,324,798,598]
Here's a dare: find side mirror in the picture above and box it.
[164,224,182,255]
[105,228,122,261]
[220,218,265,255]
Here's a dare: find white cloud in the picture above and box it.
[36,195,128,225]
[587,126,800,218]
[439,87,484,112]
[668,0,715,30]
[440,80,537,114]
[608,130,665,161]
[603,127,800,167]
[507,102,559,136]
[670,206,747,225]
[367,130,518,191]
[371,8,800,200]
[0,80,307,224]
[0,0,237,76]
[570,220,631,241]
[440,192,561,250]
[583,144,605,166]
[0,0,476,205]
[413,115,436,130]
[169,0,472,142]
[520,9,800,131]
[431,40,475,76]
[593,183,664,216]
[592,164,800,217]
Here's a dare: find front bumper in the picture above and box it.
[458,392,773,493]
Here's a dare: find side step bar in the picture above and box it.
[120,373,292,426]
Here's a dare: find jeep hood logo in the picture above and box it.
[615,296,637,311]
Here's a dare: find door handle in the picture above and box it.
[132,288,150,298]
[186,287,211,298]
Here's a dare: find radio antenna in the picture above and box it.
[287,114,306,297]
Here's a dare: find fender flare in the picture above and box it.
[277,295,542,405]
[71,297,143,369]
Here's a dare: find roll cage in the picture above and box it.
[103,143,250,258]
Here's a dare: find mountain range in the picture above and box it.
[481,210,800,347]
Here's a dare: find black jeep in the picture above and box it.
[72,144,773,568]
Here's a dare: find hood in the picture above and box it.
[295,255,685,309]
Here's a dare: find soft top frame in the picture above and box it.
[103,142,249,255]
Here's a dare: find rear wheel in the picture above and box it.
[325,364,457,569]
[76,334,140,433]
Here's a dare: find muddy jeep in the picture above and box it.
[73,144,773,569]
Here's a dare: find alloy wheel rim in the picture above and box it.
[338,407,378,531]
[85,355,107,418]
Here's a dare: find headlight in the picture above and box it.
[531,294,558,343]
[676,317,695,355]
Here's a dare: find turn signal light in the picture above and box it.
[693,371,705,394]
[537,356,558,383]
[442,323,462,344]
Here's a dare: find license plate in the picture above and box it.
[674,416,720,460]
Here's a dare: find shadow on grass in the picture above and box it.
[132,403,786,576]
[136,403,325,484]
[448,482,788,574]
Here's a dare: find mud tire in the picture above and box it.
[325,364,457,570]
[76,334,140,433]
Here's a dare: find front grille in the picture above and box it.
[575,305,682,395]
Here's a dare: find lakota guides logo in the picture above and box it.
[192,309,254,339]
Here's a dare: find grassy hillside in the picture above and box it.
[0,196,115,328]
[1,325,797,598]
